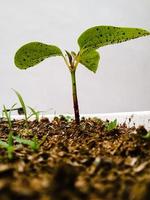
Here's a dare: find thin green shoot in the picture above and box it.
[2,103,17,130]
[0,104,17,159]
[28,106,40,122]
[0,140,14,160]
[13,89,28,126]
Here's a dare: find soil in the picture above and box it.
[0,116,150,200]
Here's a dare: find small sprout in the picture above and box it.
[64,115,72,122]
[13,135,40,151]
[13,90,40,123]
[13,89,28,126]
[28,106,40,122]
[2,103,17,130]
[0,140,14,160]
[0,105,17,159]
[141,131,150,140]
[14,26,150,124]
[104,119,117,132]
[59,115,72,122]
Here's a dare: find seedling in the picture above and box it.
[14,90,40,123]
[28,106,40,122]
[0,104,17,159]
[14,26,150,124]
[2,104,17,130]
[142,131,150,140]
[13,135,39,151]
[104,119,117,132]
[13,89,28,125]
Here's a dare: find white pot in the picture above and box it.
[12,111,150,130]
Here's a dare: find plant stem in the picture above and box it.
[71,71,80,124]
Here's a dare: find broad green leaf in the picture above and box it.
[78,26,150,50]
[79,49,100,73]
[15,42,62,69]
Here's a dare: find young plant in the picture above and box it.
[141,131,150,140]
[14,90,40,123]
[104,119,117,132]
[0,104,16,159]
[13,89,28,125]
[14,26,150,124]
[28,106,40,122]
[2,104,16,131]
[13,135,39,151]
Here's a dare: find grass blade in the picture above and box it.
[13,90,28,122]
[28,106,40,121]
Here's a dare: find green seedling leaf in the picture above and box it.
[3,103,17,130]
[142,131,150,139]
[13,136,39,151]
[13,90,28,122]
[79,49,100,73]
[0,140,9,148]
[78,26,150,50]
[8,131,13,146]
[28,106,40,121]
[7,146,14,160]
[15,42,62,69]
[0,139,14,160]
[104,119,117,132]
[3,105,12,129]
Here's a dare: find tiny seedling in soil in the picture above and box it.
[14,89,40,123]
[0,104,16,159]
[104,119,117,132]
[142,131,150,140]
[14,26,150,124]
[12,135,39,151]
[0,103,40,158]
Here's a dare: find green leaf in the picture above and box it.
[78,26,150,50]
[8,131,14,146]
[142,131,150,139]
[13,90,28,121]
[13,136,39,151]
[3,105,12,129]
[104,119,117,132]
[0,140,9,148]
[28,106,40,121]
[14,42,62,69]
[79,49,100,73]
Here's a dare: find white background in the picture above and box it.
[0,0,150,115]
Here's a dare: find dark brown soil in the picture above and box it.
[0,116,150,200]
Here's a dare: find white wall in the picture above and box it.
[0,0,150,115]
